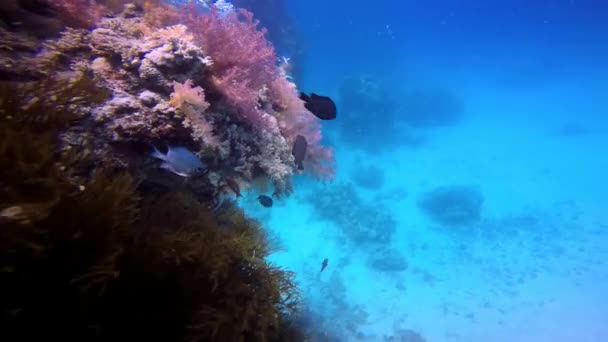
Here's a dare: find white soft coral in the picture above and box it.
[169,80,219,148]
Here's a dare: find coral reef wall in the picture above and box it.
[0,1,335,340]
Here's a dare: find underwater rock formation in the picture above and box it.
[308,182,396,244]
[418,185,484,226]
[0,67,302,341]
[0,1,339,340]
[3,1,333,197]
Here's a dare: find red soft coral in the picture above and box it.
[183,4,279,129]
[270,77,335,180]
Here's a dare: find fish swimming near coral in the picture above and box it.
[321,258,328,272]
[150,145,205,177]
[299,92,337,120]
[257,194,273,207]
[292,134,307,171]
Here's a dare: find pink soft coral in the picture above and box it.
[170,80,210,111]
[183,5,279,129]
[270,77,335,180]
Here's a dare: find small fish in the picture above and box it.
[151,145,205,177]
[299,92,337,120]
[257,194,273,207]
[292,135,307,171]
[321,258,328,272]
[225,177,242,197]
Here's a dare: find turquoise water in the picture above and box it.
[236,0,608,340]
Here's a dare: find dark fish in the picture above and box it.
[321,258,328,272]
[292,135,307,171]
[225,177,242,197]
[257,194,273,207]
[300,92,337,120]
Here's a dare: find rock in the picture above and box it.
[418,185,483,226]
[139,90,161,107]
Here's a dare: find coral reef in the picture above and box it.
[7,1,333,198]
[47,0,107,28]
[0,0,65,81]
[0,77,302,341]
[418,185,484,226]
[307,182,396,244]
[0,1,339,340]
[0,0,63,39]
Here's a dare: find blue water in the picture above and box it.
[236,1,608,340]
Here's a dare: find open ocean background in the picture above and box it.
[232,0,608,340]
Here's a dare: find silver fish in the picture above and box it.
[151,145,205,177]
